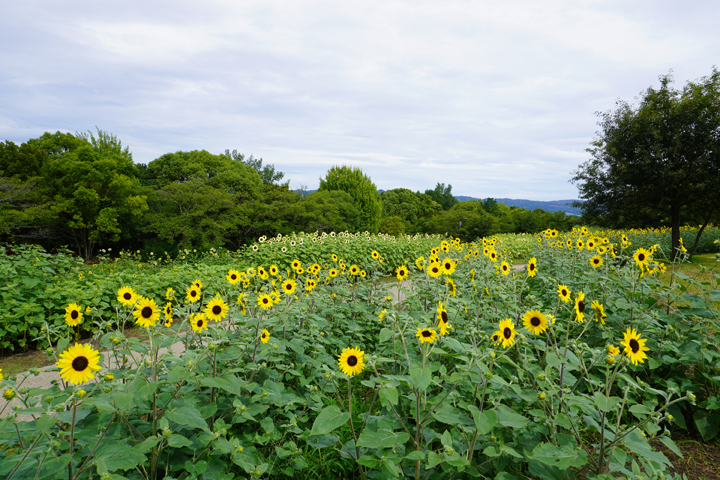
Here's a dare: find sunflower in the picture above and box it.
[186,285,201,303]
[291,259,301,270]
[557,284,572,303]
[328,268,339,278]
[305,278,317,291]
[620,328,650,365]
[416,328,438,344]
[500,261,510,276]
[446,278,457,297]
[269,265,279,276]
[396,265,409,281]
[260,328,270,344]
[522,310,549,335]
[442,258,456,275]
[257,266,267,277]
[566,238,573,250]
[205,296,229,322]
[338,347,365,376]
[590,255,603,268]
[227,269,241,285]
[117,287,137,306]
[360,270,366,277]
[415,256,426,271]
[257,293,273,309]
[371,250,380,260]
[349,265,360,275]
[281,279,297,295]
[191,313,209,333]
[491,331,502,346]
[489,251,498,262]
[576,239,584,251]
[378,309,387,322]
[590,300,607,324]
[163,302,172,321]
[296,267,304,275]
[586,239,596,251]
[607,345,620,356]
[436,301,451,336]
[498,319,516,348]
[134,297,160,328]
[427,262,442,278]
[166,287,175,300]
[64,303,83,327]
[526,257,538,277]
[574,291,586,323]
[633,248,651,267]
[193,280,203,289]
[56,343,101,385]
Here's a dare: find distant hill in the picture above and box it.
[294,190,582,216]
[455,196,582,216]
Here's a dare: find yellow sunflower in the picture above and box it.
[557,284,572,303]
[281,279,297,295]
[331,253,339,262]
[416,328,438,344]
[620,328,650,365]
[591,300,607,324]
[328,268,339,278]
[427,262,442,278]
[64,303,83,327]
[163,302,172,322]
[500,261,510,276]
[396,265,409,281]
[134,297,160,328]
[349,265,360,275]
[590,255,603,268]
[498,319,516,348]
[415,256,426,271]
[246,267,256,277]
[442,258,456,275]
[607,345,620,356]
[56,343,101,385]
[574,291,586,323]
[489,250,498,262]
[205,296,229,322]
[522,310,549,335]
[193,279,203,289]
[291,259,301,270]
[576,239,584,251]
[186,285,201,303]
[191,313,209,333]
[633,248,651,267]
[526,257,538,277]
[257,293,273,310]
[227,269,241,285]
[491,331,502,346]
[166,287,175,300]
[269,265,279,276]
[260,328,270,344]
[446,278,457,297]
[436,301,451,336]
[338,347,365,376]
[117,287,137,306]
[371,250,379,260]
[360,270,366,277]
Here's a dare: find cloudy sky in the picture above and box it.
[1,1,717,200]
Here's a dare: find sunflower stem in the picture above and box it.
[68,398,77,480]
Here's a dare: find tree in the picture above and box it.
[424,183,459,211]
[380,188,441,233]
[426,202,499,241]
[223,149,286,185]
[573,69,720,257]
[318,165,382,233]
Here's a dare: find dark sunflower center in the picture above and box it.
[347,355,358,366]
[262,332,266,338]
[212,305,222,315]
[578,301,585,313]
[71,310,79,319]
[530,264,535,271]
[191,290,197,297]
[503,327,512,339]
[231,274,237,280]
[197,319,204,328]
[445,263,451,269]
[165,306,171,314]
[562,289,567,296]
[421,330,432,337]
[441,311,448,323]
[72,356,89,371]
[263,298,269,304]
[123,292,132,300]
[638,254,645,261]
[285,285,291,290]
[141,306,153,318]
[629,339,639,353]
[492,334,499,341]
[531,316,541,326]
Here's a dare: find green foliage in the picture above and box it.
[319,166,382,233]
[380,188,440,233]
[424,183,459,211]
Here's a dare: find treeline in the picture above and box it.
[1,130,580,260]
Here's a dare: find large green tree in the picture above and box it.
[573,69,720,256]
[424,183,459,211]
[318,165,382,233]
[380,188,441,233]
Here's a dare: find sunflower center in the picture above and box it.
[638,253,645,262]
[441,311,448,323]
[347,355,358,366]
[530,264,535,271]
[197,319,204,328]
[629,339,640,353]
[191,290,197,297]
[72,356,89,371]
[231,274,237,280]
[71,310,79,319]
[421,330,432,337]
[263,298,269,304]
[141,306,152,318]
[578,301,585,313]
[562,289,567,296]
[123,292,132,300]
[503,327,512,339]
[531,316,541,326]
[212,305,222,315]
[492,334,499,341]
[262,332,266,338]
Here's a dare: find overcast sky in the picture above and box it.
[1,1,718,200]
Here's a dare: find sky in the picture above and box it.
[1,0,718,200]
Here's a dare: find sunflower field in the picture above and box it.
[1,227,720,480]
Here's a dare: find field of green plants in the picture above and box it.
[0,227,719,479]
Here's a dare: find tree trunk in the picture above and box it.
[671,204,681,260]
[689,207,715,256]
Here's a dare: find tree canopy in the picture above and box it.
[318,165,382,233]
[572,69,720,256]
